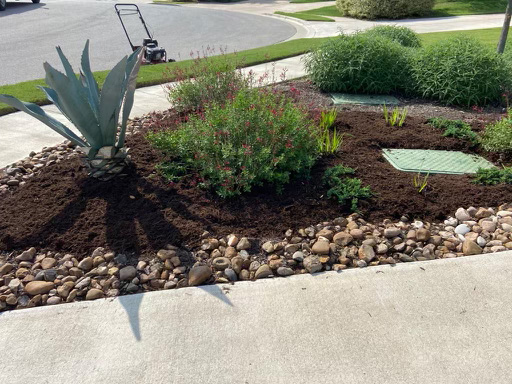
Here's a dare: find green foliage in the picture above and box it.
[323,165,372,211]
[149,88,318,198]
[481,112,512,152]
[165,48,250,113]
[428,117,479,144]
[305,33,413,94]
[383,105,408,127]
[412,36,511,106]
[0,41,143,157]
[361,25,422,48]
[473,167,512,185]
[335,0,435,19]
[413,172,429,193]
[318,108,343,154]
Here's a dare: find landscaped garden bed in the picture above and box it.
[2,27,512,311]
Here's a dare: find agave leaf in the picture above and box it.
[0,94,87,147]
[44,62,102,148]
[98,56,128,146]
[56,46,84,92]
[118,47,143,148]
[80,40,101,118]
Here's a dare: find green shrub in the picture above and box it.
[361,26,421,48]
[305,33,413,94]
[149,88,318,197]
[473,167,512,185]
[164,49,249,113]
[427,117,479,144]
[481,112,512,152]
[323,165,372,211]
[335,0,434,19]
[412,36,511,107]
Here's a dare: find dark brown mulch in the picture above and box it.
[1,86,512,257]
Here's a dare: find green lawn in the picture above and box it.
[275,11,334,21]
[281,0,507,22]
[432,0,507,17]
[290,0,334,3]
[0,26,508,116]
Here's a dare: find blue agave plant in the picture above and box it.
[0,40,144,180]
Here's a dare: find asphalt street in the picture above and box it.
[0,0,296,85]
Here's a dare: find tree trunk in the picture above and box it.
[497,0,512,54]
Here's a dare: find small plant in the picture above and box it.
[323,165,372,212]
[481,111,512,152]
[383,104,407,127]
[164,47,250,113]
[427,117,479,144]
[473,167,512,185]
[318,108,343,154]
[0,41,143,180]
[413,172,429,193]
[149,88,318,198]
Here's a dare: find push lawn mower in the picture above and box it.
[114,3,174,64]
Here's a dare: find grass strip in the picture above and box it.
[275,11,335,21]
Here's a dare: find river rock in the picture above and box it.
[25,281,54,296]
[188,265,212,286]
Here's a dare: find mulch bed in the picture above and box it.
[1,80,511,257]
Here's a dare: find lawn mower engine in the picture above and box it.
[115,4,175,65]
[142,38,167,64]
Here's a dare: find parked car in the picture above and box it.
[0,0,40,11]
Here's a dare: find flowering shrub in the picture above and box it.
[164,47,250,113]
[148,88,318,197]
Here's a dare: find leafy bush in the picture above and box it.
[412,36,511,106]
[323,165,372,211]
[481,112,512,152]
[473,167,512,185]
[428,117,479,144]
[305,33,413,94]
[361,25,421,48]
[164,48,250,113]
[335,0,434,19]
[149,88,318,197]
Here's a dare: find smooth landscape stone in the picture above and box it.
[188,266,212,286]
[24,281,54,296]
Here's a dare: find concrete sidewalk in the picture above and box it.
[1,251,512,383]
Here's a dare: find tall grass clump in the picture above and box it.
[305,33,413,94]
[335,0,434,20]
[361,25,421,48]
[412,36,511,107]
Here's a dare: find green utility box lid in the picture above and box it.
[330,93,400,106]
[382,149,495,175]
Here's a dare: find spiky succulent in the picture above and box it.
[0,40,144,179]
